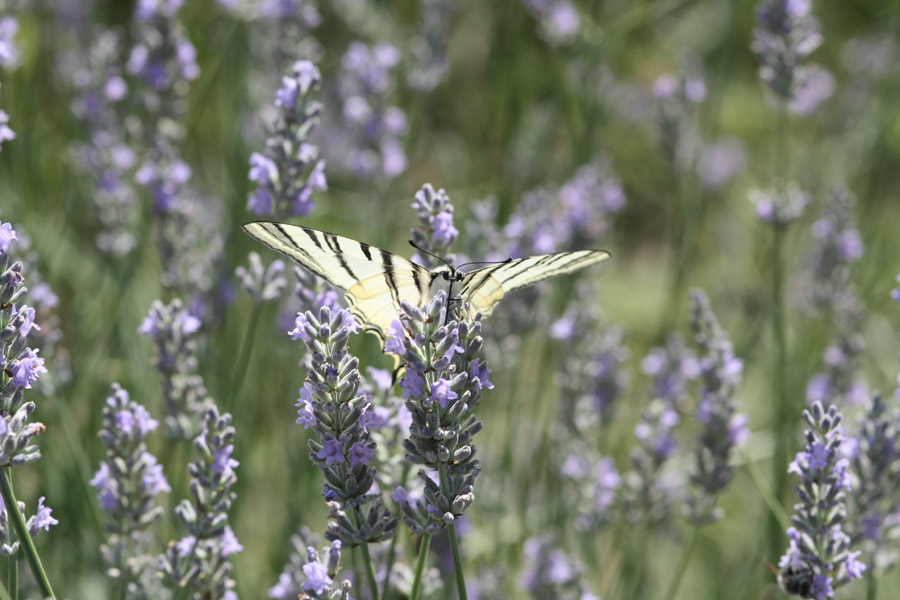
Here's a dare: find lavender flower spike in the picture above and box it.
[684,289,748,524]
[235,252,287,301]
[752,0,832,114]
[778,402,866,598]
[92,383,169,598]
[289,305,398,546]
[138,298,214,438]
[158,406,242,599]
[410,183,458,268]
[385,291,490,534]
[248,59,327,217]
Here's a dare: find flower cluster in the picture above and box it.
[522,0,581,46]
[324,42,407,181]
[750,182,811,226]
[846,395,900,553]
[247,60,328,217]
[290,305,398,546]
[126,0,199,129]
[520,534,599,600]
[284,538,353,600]
[69,30,139,256]
[407,0,458,91]
[551,299,629,432]
[0,495,57,557]
[409,184,459,268]
[0,222,48,466]
[503,159,625,258]
[387,292,490,534]
[158,406,242,599]
[751,0,833,114]
[653,65,706,171]
[138,299,213,438]
[804,184,864,315]
[684,289,747,523]
[806,333,867,408]
[236,251,287,302]
[778,402,866,598]
[0,12,18,152]
[91,383,169,598]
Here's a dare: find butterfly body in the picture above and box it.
[242,221,610,341]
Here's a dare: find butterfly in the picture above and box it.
[242,221,611,341]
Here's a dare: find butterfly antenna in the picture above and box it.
[408,240,452,269]
[457,256,513,270]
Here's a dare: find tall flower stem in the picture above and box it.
[382,462,412,600]
[7,546,15,600]
[440,460,468,600]
[0,469,54,599]
[410,534,431,600]
[768,103,791,565]
[229,300,261,407]
[355,517,381,600]
[662,527,699,600]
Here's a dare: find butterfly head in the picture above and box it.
[437,265,464,282]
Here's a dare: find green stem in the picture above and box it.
[229,300,261,408]
[0,468,55,599]
[381,463,412,600]
[357,540,381,600]
[410,534,431,600]
[447,523,468,600]
[662,527,700,600]
[7,548,15,600]
[866,545,878,600]
[768,103,791,566]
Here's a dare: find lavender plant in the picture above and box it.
[386,291,491,597]
[777,402,866,598]
[751,0,832,114]
[290,304,398,598]
[407,0,458,91]
[158,406,243,599]
[247,59,328,217]
[0,220,55,597]
[684,289,748,524]
[521,0,581,46]
[69,30,139,256]
[0,9,17,152]
[138,299,214,438]
[520,533,599,600]
[409,183,459,268]
[653,65,706,172]
[322,42,407,181]
[91,383,170,599]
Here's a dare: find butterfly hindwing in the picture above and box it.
[460,250,611,317]
[242,222,430,339]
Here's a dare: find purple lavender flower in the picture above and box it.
[653,64,706,171]
[697,138,747,189]
[0,110,14,151]
[236,252,288,301]
[92,383,169,597]
[408,0,459,91]
[139,299,214,438]
[321,42,407,181]
[385,292,490,534]
[845,393,900,551]
[522,0,581,46]
[750,182,810,226]
[158,406,241,599]
[248,60,327,217]
[520,534,599,599]
[0,16,20,68]
[409,184,459,267]
[778,402,866,597]
[804,184,864,315]
[684,289,747,523]
[752,0,831,114]
[290,305,398,546]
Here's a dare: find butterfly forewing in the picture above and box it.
[461,250,611,317]
[242,222,430,339]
